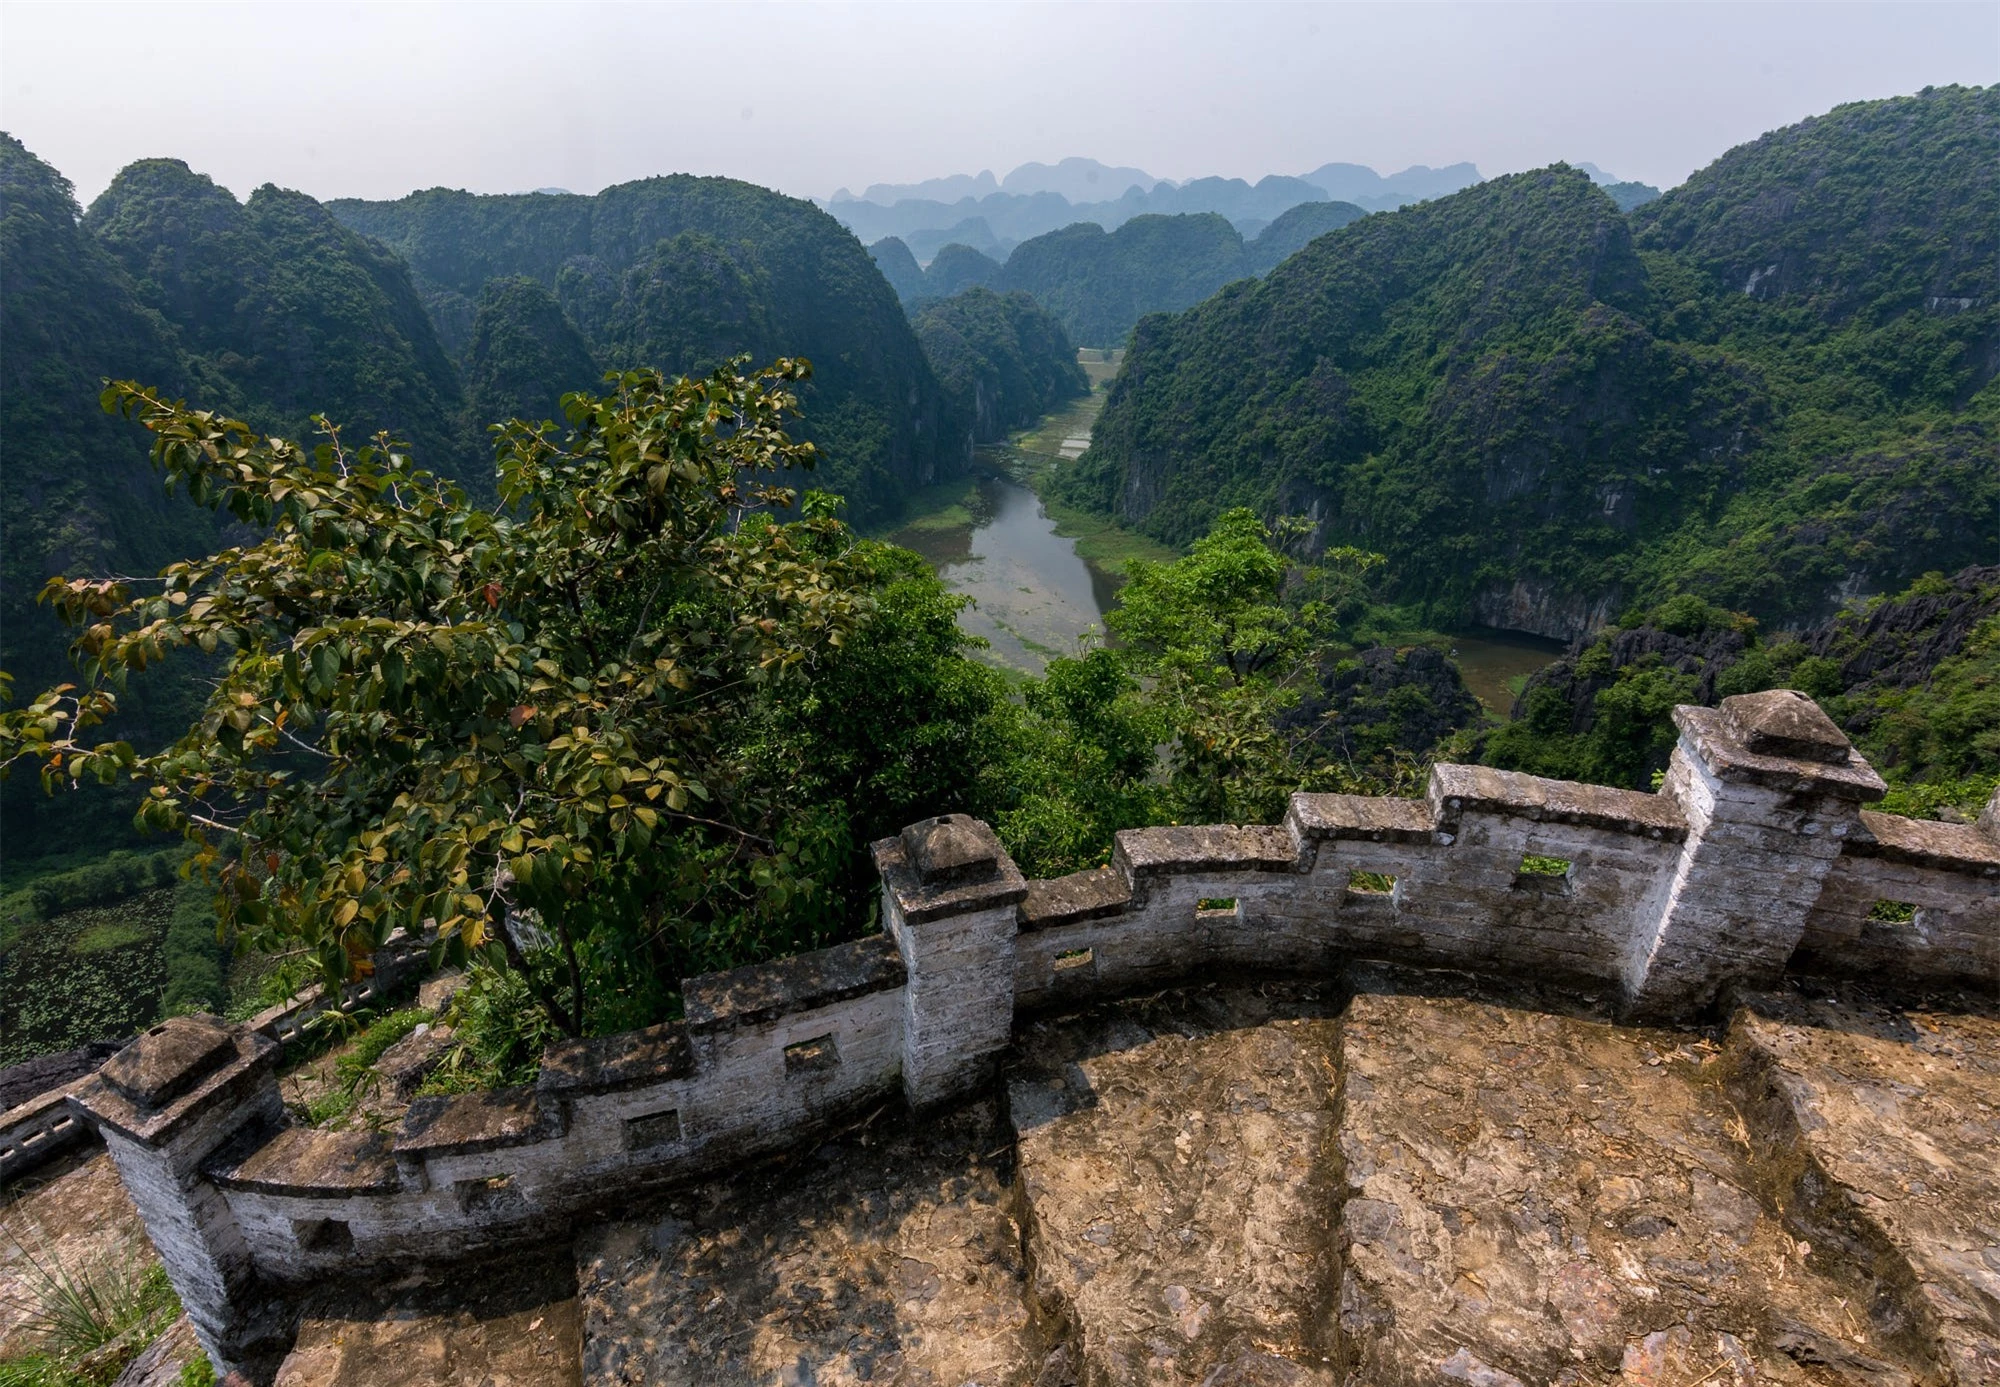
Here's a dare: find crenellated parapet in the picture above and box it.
[53,691,2000,1378]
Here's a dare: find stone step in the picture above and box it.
[1008,983,1346,1386]
[1005,975,1989,1387]
[1329,980,1932,1385]
[274,1258,580,1387]
[573,1099,1051,1386]
[1727,985,2000,1385]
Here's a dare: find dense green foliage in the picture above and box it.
[998,213,1251,348]
[159,875,229,1016]
[878,205,1365,347]
[1068,167,1755,604]
[866,236,927,303]
[462,276,601,436]
[1283,646,1481,772]
[1242,202,1368,273]
[973,512,1365,876]
[0,364,1008,1040]
[328,177,957,522]
[0,137,217,865]
[1,848,179,928]
[1601,181,1661,212]
[923,243,1005,299]
[1068,89,1998,632]
[1484,568,2000,814]
[85,160,471,484]
[912,288,1089,445]
[985,206,1364,347]
[4,139,1022,868]
[0,889,171,1067]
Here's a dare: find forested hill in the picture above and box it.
[3,141,1091,866]
[0,138,212,700]
[1064,87,1999,636]
[86,159,473,485]
[878,203,1368,348]
[0,137,216,860]
[911,288,1089,447]
[328,178,958,516]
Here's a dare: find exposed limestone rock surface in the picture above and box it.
[272,1256,580,1387]
[574,1098,1045,1386]
[1331,979,1924,1385]
[1729,985,2000,1385]
[1007,984,1346,1386]
[11,973,1995,1385]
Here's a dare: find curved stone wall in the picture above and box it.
[48,691,2000,1374]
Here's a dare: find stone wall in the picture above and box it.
[53,691,2000,1376]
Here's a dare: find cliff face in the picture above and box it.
[1470,577,1624,642]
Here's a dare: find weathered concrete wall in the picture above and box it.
[1792,809,2000,983]
[0,1076,96,1183]
[59,691,2000,1376]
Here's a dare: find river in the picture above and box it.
[884,350,1567,714]
[886,470,1122,670]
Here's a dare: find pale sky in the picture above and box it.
[2,1,1993,207]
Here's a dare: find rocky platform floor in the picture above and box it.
[3,972,1993,1385]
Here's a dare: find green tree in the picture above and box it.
[981,648,1165,877]
[1106,509,1377,823]
[4,361,904,1039]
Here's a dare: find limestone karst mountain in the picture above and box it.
[1064,87,2000,635]
[327,176,966,519]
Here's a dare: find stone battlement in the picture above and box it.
[46,692,2000,1375]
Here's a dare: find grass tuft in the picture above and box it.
[0,1225,179,1386]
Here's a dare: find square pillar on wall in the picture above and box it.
[873,815,1026,1109]
[70,1015,286,1378]
[1624,690,1886,1016]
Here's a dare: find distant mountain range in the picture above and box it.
[824,156,1659,264]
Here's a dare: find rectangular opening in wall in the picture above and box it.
[1514,856,1573,895]
[1345,870,1396,896]
[784,1034,839,1075]
[624,1108,683,1151]
[1197,898,1237,912]
[295,1218,354,1253]
[1868,899,1919,924]
[1053,947,1094,972]
[455,1174,522,1214]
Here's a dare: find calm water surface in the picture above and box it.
[887,352,1566,704]
[1445,629,1569,717]
[889,469,1119,672]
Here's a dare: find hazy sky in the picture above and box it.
[3,2,1994,206]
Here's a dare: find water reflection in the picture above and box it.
[1444,628,1568,718]
[889,469,1116,673]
